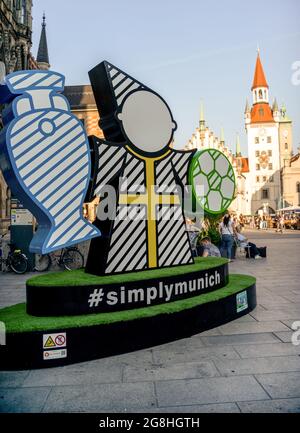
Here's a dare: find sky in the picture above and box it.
[32,0,300,155]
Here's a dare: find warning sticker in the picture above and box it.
[43,332,66,349]
[43,349,67,361]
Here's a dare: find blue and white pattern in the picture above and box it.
[0,70,101,254]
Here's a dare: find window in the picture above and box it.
[267,136,272,143]
[256,176,260,182]
[259,107,264,117]
[255,137,259,144]
[269,175,274,182]
[268,163,273,170]
[297,183,300,193]
[285,143,288,150]
[256,164,260,171]
[255,150,260,157]
[262,189,269,199]
[258,89,263,99]
[263,176,267,182]
[268,150,272,156]
[20,0,26,24]
[264,90,267,99]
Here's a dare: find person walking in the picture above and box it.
[279,214,285,234]
[219,214,236,261]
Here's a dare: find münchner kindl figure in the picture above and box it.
[85,61,197,275]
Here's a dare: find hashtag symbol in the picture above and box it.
[88,288,104,307]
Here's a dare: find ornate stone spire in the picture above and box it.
[37,13,50,70]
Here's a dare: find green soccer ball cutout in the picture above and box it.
[189,149,236,215]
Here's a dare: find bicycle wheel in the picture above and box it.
[10,253,28,274]
[62,249,84,271]
[34,254,51,272]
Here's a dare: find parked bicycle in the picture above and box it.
[34,246,84,272]
[0,234,28,274]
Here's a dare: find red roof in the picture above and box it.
[251,103,274,123]
[251,54,269,90]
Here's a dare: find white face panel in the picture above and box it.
[118,90,175,154]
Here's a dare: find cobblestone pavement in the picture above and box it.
[0,229,300,413]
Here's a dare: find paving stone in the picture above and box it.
[234,342,300,358]
[238,398,300,413]
[194,328,222,337]
[152,346,240,364]
[227,315,257,323]
[273,331,294,343]
[0,371,30,388]
[23,363,123,387]
[214,356,300,376]
[218,321,290,335]
[63,349,154,369]
[155,376,269,407]
[200,333,280,346]
[42,382,156,412]
[123,361,219,382]
[114,403,240,413]
[0,386,51,413]
[255,372,300,399]
[153,337,204,352]
[250,311,300,322]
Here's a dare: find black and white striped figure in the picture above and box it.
[85,61,198,275]
[0,70,101,254]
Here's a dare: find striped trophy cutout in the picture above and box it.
[0,70,101,254]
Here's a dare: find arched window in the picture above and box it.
[20,0,26,24]
[264,90,267,99]
[258,89,263,99]
[297,182,300,193]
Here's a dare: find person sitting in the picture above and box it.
[235,229,262,259]
[201,236,221,257]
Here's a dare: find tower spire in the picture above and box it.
[199,100,205,131]
[251,51,268,90]
[220,127,225,144]
[37,13,50,70]
[236,134,241,157]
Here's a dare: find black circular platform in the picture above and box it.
[26,262,229,316]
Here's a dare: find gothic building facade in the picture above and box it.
[0,0,38,233]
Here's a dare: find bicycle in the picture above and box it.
[34,246,84,272]
[0,234,29,274]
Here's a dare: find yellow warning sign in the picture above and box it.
[44,336,56,348]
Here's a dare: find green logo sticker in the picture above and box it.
[236,290,248,313]
[189,149,236,215]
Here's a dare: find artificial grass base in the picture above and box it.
[0,274,256,369]
[1,274,254,334]
[27,256,228,287]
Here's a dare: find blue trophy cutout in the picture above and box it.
[0,70,101,254]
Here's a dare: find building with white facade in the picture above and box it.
[244,51,294,215]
